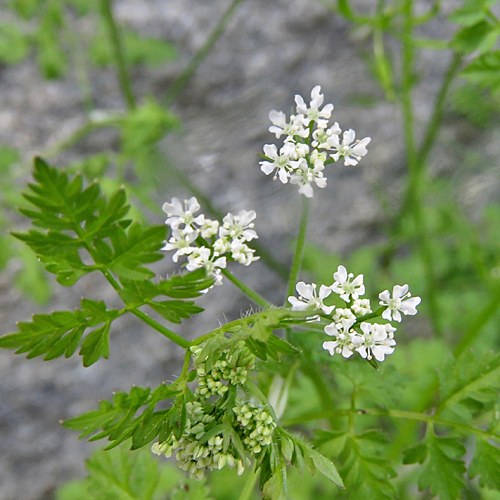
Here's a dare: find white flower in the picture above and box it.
[379,285,421,322]
[268,110,309,139]
[213,237,231,255]
[289,158,327,198]
[356,322,396,362]
[352,298,372,316]
[328,128,371,166]
[295,85,334,128]
[323,319,363,358]
[220,210,258,242]
[162,197,205,230]
[259,142,296,183]
[288,281,334,315]
[312,122,342,149]
[186,247,226,275]
[162,229,198,262]
[230,239,259,266]
[331,265,365,301]
[200,219,219,239]
[332,307,356,324]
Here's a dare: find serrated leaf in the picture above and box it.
[63,383,180,449]
[438,350,500,420]
[306,446,344,488]
[337,433,396,499]
[417,434,466,500]
[451,21,500,54]
[402,442,427,464]
[461,51,500,94]
[0,299,120,366]
[79,322,110,367]
[469,438,500,490]
[148,300,203,324]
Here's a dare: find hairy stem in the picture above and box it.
[100,0,136,110]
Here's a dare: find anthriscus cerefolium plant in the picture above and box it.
[6,85,500,500]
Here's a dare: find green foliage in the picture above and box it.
[63,384,181,450]
[0,298,118,366]
[461,51,500,95]
[450,83,497,127]
[438,350,500,421]
[0,23,30,64]
[55,444,183,500]
[404,433,467,500]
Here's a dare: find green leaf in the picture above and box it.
[417,433,466,500]
[0,299,120,365]
[263,463,287,500]
[451,21,500,54]
[334,431,396,499]
[461,51,500,94]
[63,383,180,449]
[449,0,498,26]
[79,322,111,367]
[469,438,500,490]
[148,300,203,324]
[438,350,500,421]
[55,443,183,500]
[402,442,427,464]
[306,447,344,488]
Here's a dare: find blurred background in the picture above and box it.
[1,0,500,498]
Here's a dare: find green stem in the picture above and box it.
[131,308,190,348]
[286,196,310,300]
[221,268,273,309]
[238,466,259,500]
[284,407,500,444]
[164,0,245,105]
[100,0,136,110]
[400,0,442,337]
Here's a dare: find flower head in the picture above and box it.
[328,128,371,166]
[323,319,363,358]
[288,281,334,315]
[356,322,396,362]
[331,265,365,301]
[379,285,421,322]
[220,210,258,242]
[162,197,205,230]
[268,110,309,140]
[295,85,334,127]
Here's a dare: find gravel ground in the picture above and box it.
[1,1,498,499]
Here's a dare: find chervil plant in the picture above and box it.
[4,83,500,500]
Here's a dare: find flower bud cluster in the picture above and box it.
[190,341,255,399]
[161,197,259,285]
[233,401,277,454]
[288,265,421,362]
[260,85,371,198]
[152,401,246,480]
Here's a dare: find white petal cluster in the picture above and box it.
[288,281,334,316]
[162,197,259,285]
[260,85,371,197]
[290,265,420,363]
[379,284,421,322]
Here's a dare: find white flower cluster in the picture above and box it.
[190,341,254,399]
[233,402,277,454]
[260,85,371,198]
[152,401,246,480]
[288,265,421,362]
[162,197,259,285]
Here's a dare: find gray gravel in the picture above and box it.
[1,1,498,499]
